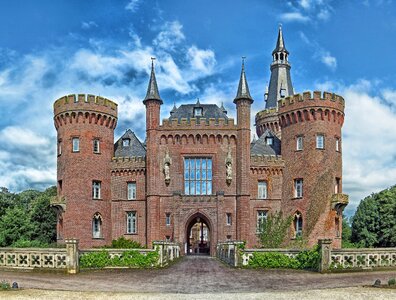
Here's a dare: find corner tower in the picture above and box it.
[255,26,294,137]
[53,94,118,248]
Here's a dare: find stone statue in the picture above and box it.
[163,148,172,184]
[225,146,232,185]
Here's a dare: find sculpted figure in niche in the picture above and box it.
[225,146,232,185]
[163,148,172,184]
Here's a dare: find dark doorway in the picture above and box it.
[186,216,211,255]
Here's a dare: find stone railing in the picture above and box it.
[216,241,245,267]
[241,248,301,266]
[153,241,181,267]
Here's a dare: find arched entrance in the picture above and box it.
[186,213,211,255]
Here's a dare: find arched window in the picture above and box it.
[294,212,303,238]
[92,213,103,239]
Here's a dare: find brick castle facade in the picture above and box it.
[51,27,349,254]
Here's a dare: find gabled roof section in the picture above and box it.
[169,102,228,123]
[114,129,146,157]
[250,129,281,156]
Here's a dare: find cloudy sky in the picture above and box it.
[0,0,395,216]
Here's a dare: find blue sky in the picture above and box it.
[0,0,396,216]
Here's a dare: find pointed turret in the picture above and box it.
[266,26,294,109]
[143,58,163,105]
[234,58,253,103]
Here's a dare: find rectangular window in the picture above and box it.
[126,211,137,234]
[165,213,171,226]
[184,157,212,195]
[127,182,136,200]
[123,139,130,147]
[58,180,62,194]
[316,134,324,149]
[335,177,340,194]
[257,210,267,232]
[266,137,273,145]
[93,139,100,153]
[226,213,232,225]
[58,140,62,156]
[258,181,267,199]
[294,179,303,198]
[72,137,79,152]
[296,136,303,151]
[335,138,340,152]
[92,181,101,199]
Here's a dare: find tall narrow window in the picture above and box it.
[58,140,62,156]
[335,178,341,194]
[294,179,303,198]
[92,213,102,238]
[127,211,137,234]
[165,213,171,226]
[127,182,136,200]
[92,181,101,199]
[294,212,303,237]
[58,180,62,194]
[226,213,232,225]
[257,210,267,232]
[72,137,79,152]
[184,158,212,195]
[93,139,100,153]
[296,136,303,151]
[316,134,324,149]
[258,181,268,199]
[335,215,340,237]
[335,138,340,152]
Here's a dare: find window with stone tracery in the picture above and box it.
[184,158,212,195]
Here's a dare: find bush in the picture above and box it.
[11,239,50,248]
[108,237,144,249]
[388,278,396,286]
[248,252,299,269]
[295,245,320,271]
[0,280,10,290]
[80,250,111,268]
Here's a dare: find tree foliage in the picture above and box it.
[0,186,57,247]
[351,185,396,247]
[258,211,292,248]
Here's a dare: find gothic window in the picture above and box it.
[316,134,325,149]
[294,179,303,198]
[93,139,100,154]
[165,213,171,226]
[296,136,303,151]
[258,181,268,199]
[92,181,101,199]
[127,182,136,200]
[257,210,267,232]
[92,213,103,239]
[294,212,303,237]
[184,158,212,195]
[72,137,79,152]
[123,139,130,147]
[127,211,137,234]
[226,213,232,225]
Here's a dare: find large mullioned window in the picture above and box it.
[184,158,212,195]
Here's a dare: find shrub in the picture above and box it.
[0,280,10,290]
[108,237,144,249]
[11,239,49,248]
[80,250,111,268]
[295,245,320,271]
[388,278,396,286]
[248,252,299,269]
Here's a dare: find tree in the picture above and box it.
[351,185,396,247]
[258,211,292,248]
[0,206,33,246]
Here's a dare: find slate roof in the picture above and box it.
[114,129,146,157]
[234,60,253,102]
[250,129,281,156]
[169,101,228,123]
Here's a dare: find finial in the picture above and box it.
[196,98,201,106]
[242,56,246,65]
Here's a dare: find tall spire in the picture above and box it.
[265,26,293,109]
[143,58,163,104]
[234,57,253,103]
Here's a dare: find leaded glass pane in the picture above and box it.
[207,181,212,194]
[202,181,206,194]
[184,157,212,195]
[207,169,212,180]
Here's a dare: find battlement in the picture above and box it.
[54,94,118,117]
[278,91,345,113]
[255,107,278,120]
[111,156,146,173]
[160,117,236,130]
[250,154,284,166]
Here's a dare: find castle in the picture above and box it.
[51,27,348,253]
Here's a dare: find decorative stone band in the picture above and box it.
[161,117,236,128]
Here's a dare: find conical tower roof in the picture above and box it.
[143,59,163,104]
[234,58,253,103]
[272,25,289,55]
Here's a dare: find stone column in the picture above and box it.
[65,239,79,274]
[319,239,332,272]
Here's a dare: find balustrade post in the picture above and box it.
[319,239,332,272]
[65,239,79,274]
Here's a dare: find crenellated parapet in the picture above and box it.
[53,94,118,129]
[161,117,236,130]
[278,91,345,128]
[255,107,280,138]
[111,156,146,175]
[250,154,284,175]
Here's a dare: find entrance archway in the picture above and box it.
[186,213,211,255]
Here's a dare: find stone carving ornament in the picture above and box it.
[163,148,172,184]
[225,146,232,185]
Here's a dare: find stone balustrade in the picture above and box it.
[331,248,396,270]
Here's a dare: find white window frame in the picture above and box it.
[127,182,136,200]
[92,213,102,239]
[226,213,232,225]
[194,107,203,117]
[58,140,62,156]
[296,136,303,151]
[257,210,267,232]
[127,211,137,234]
[335,138,340,152]
[92,181,101,199]
[258,181,268,199]
[165,213,171,226]
[294,179,303,198]
[72,137,79,152]
[184,157,212,195]
[123,139,130,147]
[93,139,100,153]
[316,134,324,149]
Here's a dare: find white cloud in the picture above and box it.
[81,21,98,30]
[125,0,140,12]
[280,12,310,23]
[153,21,185,51]
[321,52,337,70]
[187,46,216,76]
[0,126,49,147]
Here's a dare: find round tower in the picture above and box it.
[53,94,118,248]
[279,91,348,249]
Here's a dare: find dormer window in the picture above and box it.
[266,137,273,146]
[280,87,286,98]
[194,107,203,117]
[123,139,130,147]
